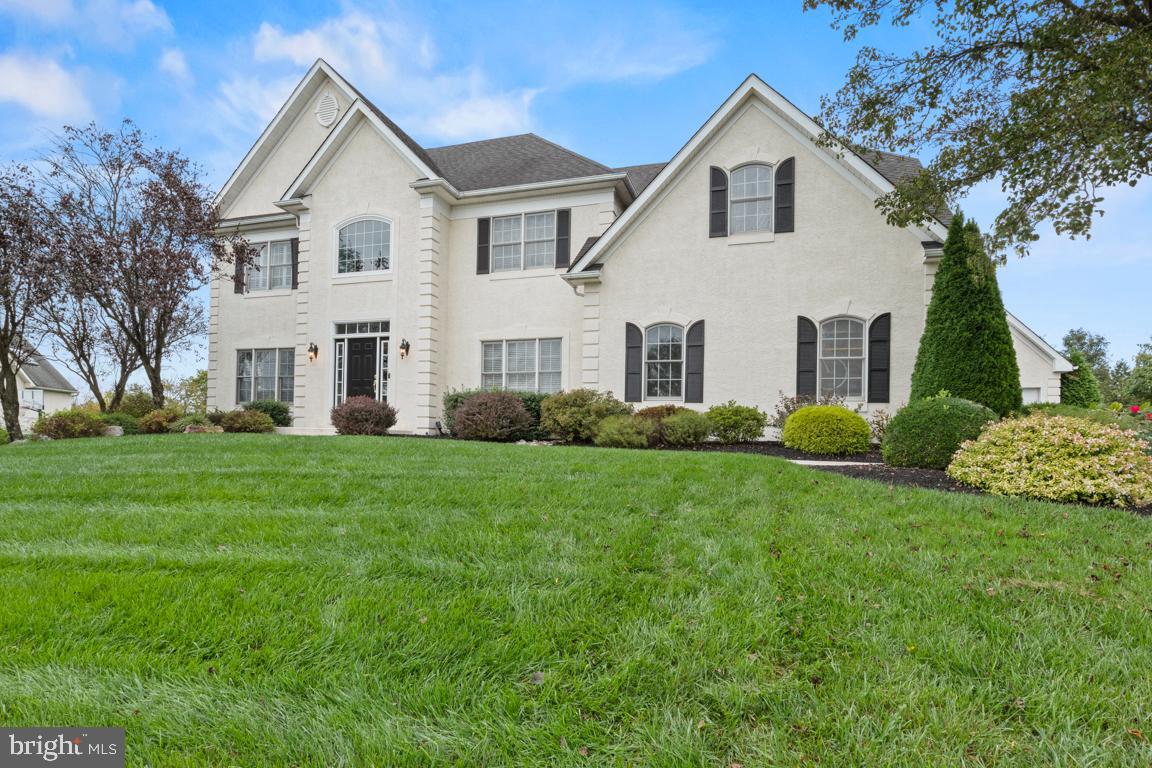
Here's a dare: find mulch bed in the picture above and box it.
[677,441,883,463]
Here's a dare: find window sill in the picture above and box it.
[333,272,394,285]
[487,268,562,281]
[727,231,775,246]
[244,288,294,299]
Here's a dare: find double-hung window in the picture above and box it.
[247,241,293,291]
[491,211,556,271]
[645,324,684,398]
[481,338,562,393]
[236,348,295,404]
[729,164,773,234]
[819,318,864,398]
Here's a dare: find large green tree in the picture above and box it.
[1062,327,1117,400]
[911,215,1022,415]
[1061,349,1104,407]
[807,0,1152,257]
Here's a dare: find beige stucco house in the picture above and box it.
[209,60,1071,434]
[11,350,77,432]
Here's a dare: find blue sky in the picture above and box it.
[1,0,1148,383]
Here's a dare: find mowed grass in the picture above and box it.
[0,436,1151,766]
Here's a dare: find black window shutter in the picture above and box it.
[476,218,490,274]
[775,157,795,233]
[625,323,643,402]
[868,313,891,403]
[555,209,571,268]
[233,253,245,294]
[290,237,300,290]
[797,316,817,396]
[685,320,705,403]
[709,166,728,238]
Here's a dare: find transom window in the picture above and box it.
[729,164,773,234]
[492,211,556,272]
[236,348,294,404]
[645,324,683,398]
[481,338,562,393]
[338,218,391,274]
[819,318,864,398]
[247,240,293,291]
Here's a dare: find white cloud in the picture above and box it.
[0,52,91,119]
[0,0,170,46]
[0,0,72,22]
[230,10,535,143]
[158,47,190,83]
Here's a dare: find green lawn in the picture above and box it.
[1,435,1150,766]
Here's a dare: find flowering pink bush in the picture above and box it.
[947,414,1152,507]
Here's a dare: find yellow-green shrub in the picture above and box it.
[947,415,1152,507]
[593,414,656,449]
[782,405,871,456]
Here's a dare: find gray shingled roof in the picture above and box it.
[426,134,614,192]
[858,149,953,226]
[20,351,76,393]
[615,163,667,196]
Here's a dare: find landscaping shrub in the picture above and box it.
[869,408,892,444]
[452,392,534,442]
[0,427,8,444]
[330,397,397,436]
[882,396,997,469]
[947,415,1152,507]
[139,408,181,434]
[661,410,712,446]
[443,389,547,439]
[31,408,107,440]
[170,413,211,433]
[910,215,1022,416]
[782,405,871,456]
[98,411,140,435]
[221,409,277,434]
[206,409,227,427]
[243,400,292,427]
[635,404,692,445]
[769,391,858,429]
[539,389,632,442]
[1061,349,1103,408]
[706,400,768,443]
[115,388,157,418]
[593,414,657,449]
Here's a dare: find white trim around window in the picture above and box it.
[729,162,773,235]
[818,316,865,399]
[236,348,295,405]
[480,338,563,393]
[644,323,684,400]
[334,215,394,277]
[490,210,557,272]
[246,239,294,292]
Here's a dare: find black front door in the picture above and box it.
[347,338,377,399]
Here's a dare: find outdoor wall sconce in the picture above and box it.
[307,342,319,362]
[399,339,411,359]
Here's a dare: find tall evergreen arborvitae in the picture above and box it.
[910,214,1023,415]
[1060,349,1103,407]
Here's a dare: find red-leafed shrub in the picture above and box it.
[330,397,398,436]
[452,392,533,442]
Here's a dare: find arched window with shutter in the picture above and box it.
[729,163,773,234]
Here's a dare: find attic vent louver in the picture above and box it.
[315,92,338,127]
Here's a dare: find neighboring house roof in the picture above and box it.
[426,134,614,192]
[18,351,77,393]
[615,163,668,196]
[1007,312,1075,373]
